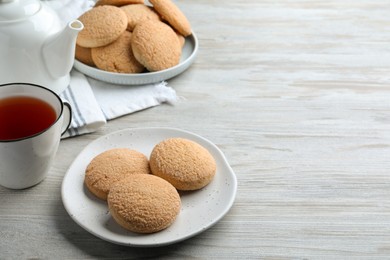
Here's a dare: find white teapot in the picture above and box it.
[0,0,84,94]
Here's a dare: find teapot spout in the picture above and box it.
[43,20,84,78]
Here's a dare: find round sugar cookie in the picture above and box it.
[77,6,128,48]
[75,44,95,67]
[84,148,151,200]
[149,0,191,36]
[149,138,217,191]
[91,31,144,73]
[95,0,144,7]
[131,20,181,71]
[108,174,181,233]
[120,4,161,31]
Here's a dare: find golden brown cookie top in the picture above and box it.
[149,0,192,36]
[77,6,128,48]
[120,4,161,32]
[107,174,181,233]
[84,148,150,200]
[95,0,144,7]
[131,20,181,71]
[149,138,217,190]
[91,31,145,73]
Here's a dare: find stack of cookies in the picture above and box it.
[84,138,216,234]
[75,0,192,74]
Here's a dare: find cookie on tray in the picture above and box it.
[120,4,161,32]
[131,20,181,71]
[84,148,151,200]
[107,174,181,233]
[91,31,145,73]
[95,0,144,7]
[149,138,217,190]
[149,0,192,36]
[75,44,95,67]
[77,6,128,48]
[175,31,185,48]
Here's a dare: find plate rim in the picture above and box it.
[73,32,199,85]
[61,127,237,247]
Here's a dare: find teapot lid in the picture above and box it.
[0,0,41,21]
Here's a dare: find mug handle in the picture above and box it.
[61,101,72,136]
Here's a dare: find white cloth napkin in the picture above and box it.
[60,71,177,138]
[44,0,178,138]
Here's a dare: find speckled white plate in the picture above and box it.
[61,127,237,247]
[73,33,198,85]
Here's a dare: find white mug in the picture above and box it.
[0,83,72,189]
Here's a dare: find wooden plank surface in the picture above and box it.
[1,0,390,258]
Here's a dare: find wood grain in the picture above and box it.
[1,0,390,258]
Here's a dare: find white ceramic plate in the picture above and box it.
[73,33,198,85]
[61,127,237,247]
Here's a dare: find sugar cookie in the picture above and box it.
[91,31,144,73]
[149,0,191,36]
[84,148,150,200]
[131,20,181,71]
[77,6,128,48]
[95,0,144,7]
[108,174,181,233]
[75,44,95,67]
[120,4,161,32]
[175,31,185,48]
[149,138,216,190]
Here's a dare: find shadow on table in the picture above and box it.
[54,194,203,258]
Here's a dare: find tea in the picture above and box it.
[0,96,57,140]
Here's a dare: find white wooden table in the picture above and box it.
[1,0,390,258]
